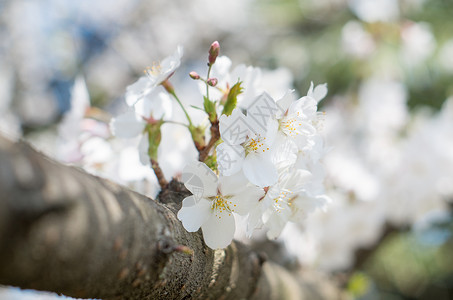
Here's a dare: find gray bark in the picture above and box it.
[0,134,341,299]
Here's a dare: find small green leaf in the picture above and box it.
[222,81,243,116]
[204,154,217,171]
[203,96,217,123]
[190,105,205,111]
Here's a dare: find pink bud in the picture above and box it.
[208,41,220,66]
[189,71,200,80]
[207,78,218,87]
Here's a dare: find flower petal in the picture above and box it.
[246,92,280,136]
[275,90,296,118]
[181,161,218,200]
[201,212,235,249]
[177,196,212,232]
[110,111,144,138]
[312,83,328,102]
[264,118,279,145]
[272,134,298,169]
[125,76,152,106]
[243,153,278,187]
[218,172,264,215]
[135,90,173,121]
[307,81,328,102]
[138,134,150,166]
[216,143,244,176]
[228,186,263,215]
[290,96,318,118]
[218,171,249,195]
[265,212,287,240]
[219,109,249,145]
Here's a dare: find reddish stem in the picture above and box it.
[151,159,168,190]
[198,119,220,162]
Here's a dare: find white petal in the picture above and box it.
[272,134,298,169]
[177,196,212,232]
[313,83,328,102]
[219,109,249,145]
[216,143,244,176]
[280,169,313,193]
[243,153,278,187]
[157,47,183,83]
[265,213,287,240]
[264,118,279,145]
[211,56,232,78]
[126,77,153,106]
[110,111,144,138]
[246,92,280,136]
[227,186,263,215]
[275,90,296,118]
[138,134,150,166]
[134,90,172,121]
[306,81,315,99]
[290,96,318,118]
[181,161,218,200]
[218,171,249,195]
[201,212,235,249]
[218,172,264,215]
[247,206,264,237]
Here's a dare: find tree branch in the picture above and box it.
[0,134,341,299]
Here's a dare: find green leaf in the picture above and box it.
[203,96,217,123]
[190,105,205,111]
[222,80,243,116]
[204,154,217,172]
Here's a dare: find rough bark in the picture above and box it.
[0,134,341,299]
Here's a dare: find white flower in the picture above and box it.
[248,166,315,239]
[217,108,279,187]
[110,89,172,165]
[177,162,264,249]
[126,46,183,106]
[277,83,327,145]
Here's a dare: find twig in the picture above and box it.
[151,158,168,190]
[198,119,220,162]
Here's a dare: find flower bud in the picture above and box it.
[207,78,218,87]
[189,71,200,80]
[208,41,220,66]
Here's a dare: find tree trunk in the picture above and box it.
[0,134,341,299]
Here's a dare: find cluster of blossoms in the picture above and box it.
[109,42,330,249]
[278,79,453,271]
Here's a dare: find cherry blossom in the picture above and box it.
[177,162,264,249]
[126,46,183,106]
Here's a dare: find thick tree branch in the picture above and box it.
[0,134,341,299]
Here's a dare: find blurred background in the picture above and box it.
[1,0,453,299]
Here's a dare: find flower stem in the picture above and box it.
[162,80,193,127]
[206,64,212,101]
[198,118,220,162]
[170,90,193,127]
[151,159,168,190]
[163,120,189,127]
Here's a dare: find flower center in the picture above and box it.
[273,189,294,213]
[243,136,269,155]
[209,194,236,218]
[279,115,302,137]
[144,62,162,77]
